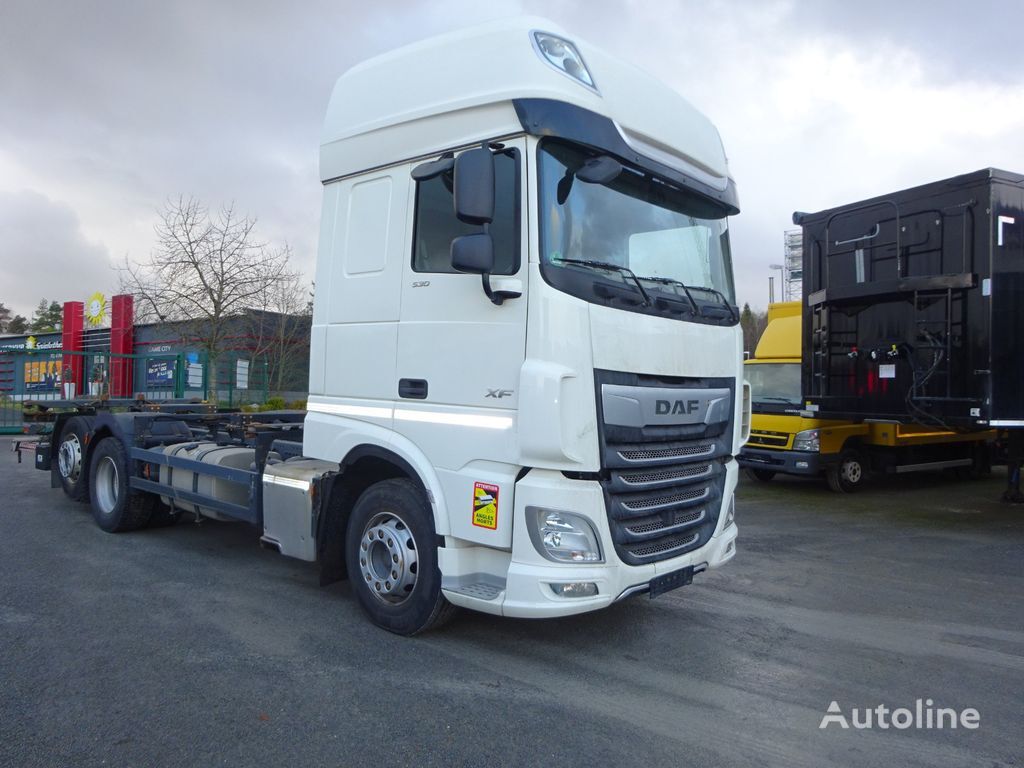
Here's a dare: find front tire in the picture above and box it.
[57,416,93,501]
[826,450,866,493]
[88,437,158,532]
[345,479,456,635]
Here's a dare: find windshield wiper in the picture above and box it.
[554,258,651,306]
[635,276,738,322]
[634,275,700,316]
[755,396,798,403]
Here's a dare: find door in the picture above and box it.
[395,138,529,545]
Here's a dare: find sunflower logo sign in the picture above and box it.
[85,292,108,327]
[472,482,499,530]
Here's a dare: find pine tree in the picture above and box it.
[30,299,62,333]
[6,315,28,334]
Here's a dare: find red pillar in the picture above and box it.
[110,294,134,397]
[61,302,84,397]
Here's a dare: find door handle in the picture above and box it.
[398,378,428,399]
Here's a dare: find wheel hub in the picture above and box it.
[842,460,862,483]
[94,456,120,513]
[57,434,82,482]
[359,512,418,605]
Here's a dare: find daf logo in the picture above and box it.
[486,388,513,399]
[656,399,701,416]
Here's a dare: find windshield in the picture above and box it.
[538,139,736,322]
[745,362,802,407]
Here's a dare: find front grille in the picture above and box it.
[596,369,733,566]
[618,443,715,463]
[619,463,711,487]
[624,508,705,536]
[627,532,700,559]
[621,486,708,512]
[747,431,789,448]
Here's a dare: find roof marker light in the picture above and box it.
[531,31,597,92]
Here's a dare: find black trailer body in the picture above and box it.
[797,168,1024,428]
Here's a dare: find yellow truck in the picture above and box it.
[738,302,993,492]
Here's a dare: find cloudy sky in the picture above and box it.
[1,0,1022,320]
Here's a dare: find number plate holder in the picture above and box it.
[648,565,694,598]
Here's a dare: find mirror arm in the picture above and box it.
[481,273,503,305]
[477,222,520,306]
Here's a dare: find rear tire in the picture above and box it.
[88,437,158,532]
[826,450,866,493]
[345,478,456,635]
[746,468,776,482]
[57,416,92,502]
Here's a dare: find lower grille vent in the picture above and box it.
[627,532,700,559]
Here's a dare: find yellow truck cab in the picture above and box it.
[739,302,993,492]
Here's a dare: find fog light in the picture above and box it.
[550,582,599,598]
[527,507,603,563]
[795,460,809,469]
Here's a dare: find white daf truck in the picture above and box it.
[38,17,746,635]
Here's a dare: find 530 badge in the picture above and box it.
[472,482,499,530]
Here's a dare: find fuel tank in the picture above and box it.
[159,442,255,521]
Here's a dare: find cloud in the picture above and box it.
[0,0,1021,315]
[0,190,117,318]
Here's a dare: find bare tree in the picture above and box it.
[245,273,312,397]
[740,302,768,356]
[120,196,298,399]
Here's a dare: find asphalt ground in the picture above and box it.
[1,439,1021,767]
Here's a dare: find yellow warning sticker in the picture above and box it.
[472,482,499,530]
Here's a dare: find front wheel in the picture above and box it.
[89,437,158,532]
[345,478,456,635]
[826,450,867,493]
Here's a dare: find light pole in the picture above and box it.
[769,263,785,302]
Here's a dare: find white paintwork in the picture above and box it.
[301,17,742,620]
[460,467,738,618]
[320,17,730,189]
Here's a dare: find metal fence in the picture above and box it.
[0,348,272,434]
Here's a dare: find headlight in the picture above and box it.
[793,428,820,452]
[527,507,603,563]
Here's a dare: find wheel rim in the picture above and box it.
[359,512,419,605]
[58,434,82,482]
[94,456,119,513]
[842,459,862,484]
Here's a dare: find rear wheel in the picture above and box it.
[89,437,158,532]
[345,478,456,635]
[826,450,866,493]
[57,416,92,501]
[746,468,776,482]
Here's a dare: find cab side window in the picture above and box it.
[412,149,519,274]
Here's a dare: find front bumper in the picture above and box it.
[441,463,739,619]
[738,446,822,475]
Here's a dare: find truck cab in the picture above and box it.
[304,18,746,627]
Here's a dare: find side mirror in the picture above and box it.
[451,233,494,274]
[454,147,494,225]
